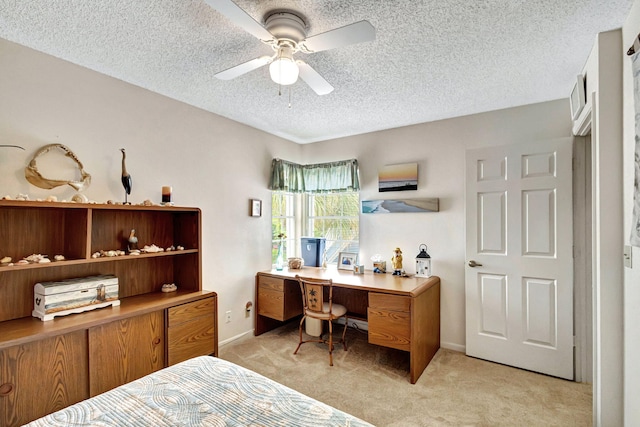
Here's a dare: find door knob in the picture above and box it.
[468,260,483,267]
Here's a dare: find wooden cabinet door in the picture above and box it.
[0,331,88,427]
[88,311,164,396]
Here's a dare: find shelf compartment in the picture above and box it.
[0,251,200,322]
[90,210,199,254]
[0,205,88,262]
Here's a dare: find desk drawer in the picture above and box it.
[368,307,410,351]
[258,276,284,292]
[257,276,302,321]
[369,292,411,312]
[368,292,411,351]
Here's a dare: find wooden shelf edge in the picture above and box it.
[0,199,200,212]
[0,290,216,349]
[0,249,199,272]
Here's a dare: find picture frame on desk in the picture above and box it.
[337,252,358,270]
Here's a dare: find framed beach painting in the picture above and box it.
[362,198,439,214]
[378,163,418,192]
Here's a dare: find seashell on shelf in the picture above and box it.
[1,256,11,264]
[141,244,163,253]
[45,195,57,202]
[161,283,177,293]
[54,255,65,261]
[91,252,101,258]
[176,245,184,250]
[24,254,48,263]
[71,193,88,203]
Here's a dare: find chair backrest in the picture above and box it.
[296,276,333,316]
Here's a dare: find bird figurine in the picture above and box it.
[128,229,138,251]
[120,148,132,204]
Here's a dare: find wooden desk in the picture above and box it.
[255,268,440,384]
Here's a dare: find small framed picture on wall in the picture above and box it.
[250,199,262,217]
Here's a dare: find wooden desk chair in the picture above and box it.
[294,275,348,366]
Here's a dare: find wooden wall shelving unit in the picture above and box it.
[0,200,217,426]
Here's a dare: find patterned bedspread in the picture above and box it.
[27,356,373,426]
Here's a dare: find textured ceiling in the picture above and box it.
[0,1,634,143]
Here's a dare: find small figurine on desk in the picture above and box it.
[391,247,403,276]
[128,229,138,252]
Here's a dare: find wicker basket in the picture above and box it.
[287,257,304,269]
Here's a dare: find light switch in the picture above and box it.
[624,245,632,268]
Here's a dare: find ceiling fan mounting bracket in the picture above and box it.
[264,12,307,46]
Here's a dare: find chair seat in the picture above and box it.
[305,302,347,319]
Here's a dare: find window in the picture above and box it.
[271,192,296,262]
[272,191,359,265]
[305,192,359,264]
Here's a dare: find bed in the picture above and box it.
[26,356,373,426]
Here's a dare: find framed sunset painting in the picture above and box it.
[378,163,418,192]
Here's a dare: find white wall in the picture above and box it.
[0,38,301,342]
[622,1,640,425]
[0,37,573,351]
[302,102,571,349]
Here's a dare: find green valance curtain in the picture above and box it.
[269,158,360,193]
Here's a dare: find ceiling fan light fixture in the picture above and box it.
[269,46,299,85]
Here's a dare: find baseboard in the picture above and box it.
[219,329,254,348]
[441,341,465,353]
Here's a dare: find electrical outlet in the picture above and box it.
[225,310,231,323]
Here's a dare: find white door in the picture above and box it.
[465,139,574,379]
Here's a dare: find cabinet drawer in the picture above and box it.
[168,297,215,327]
[167,317,215,365]
[367,307,411,351]
[369,292,411,312]
[167,297,216,366]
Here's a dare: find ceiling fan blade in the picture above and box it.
[297,61,334,95]
[300,20,375,53]
[215,56,272,80]
[205,0,274,42]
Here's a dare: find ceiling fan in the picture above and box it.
[206,0,376,95]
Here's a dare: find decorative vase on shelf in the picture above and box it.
[275,242,284,271]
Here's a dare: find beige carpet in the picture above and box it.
[219,322,592,427]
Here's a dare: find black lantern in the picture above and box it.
[415,244,431,278]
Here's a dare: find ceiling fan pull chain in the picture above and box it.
[288,87,292,108]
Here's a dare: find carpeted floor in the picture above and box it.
[219,322,592,426]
